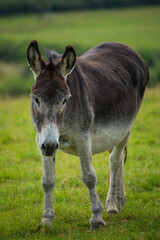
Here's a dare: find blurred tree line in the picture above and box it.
[0,0,159,15]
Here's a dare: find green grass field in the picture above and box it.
[0,86,160,240]
[0,6,160,96]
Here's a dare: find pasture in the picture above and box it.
[0,87,160,239]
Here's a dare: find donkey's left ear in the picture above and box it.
[60,45,76,77]
[27,40,45,77]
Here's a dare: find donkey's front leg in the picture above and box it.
[77,135,106,229]
[41,156,56,225]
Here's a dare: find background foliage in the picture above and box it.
[0,0,159,15]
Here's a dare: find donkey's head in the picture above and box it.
[27,40,76,157]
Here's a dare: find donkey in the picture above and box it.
[27,40,149,229]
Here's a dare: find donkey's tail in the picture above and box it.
[124,145,128,165]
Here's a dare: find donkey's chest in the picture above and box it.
[59,122,131,156]
[59,132,78,155]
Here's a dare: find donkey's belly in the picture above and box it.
[91,123,131,155]
[91,132,118,154]
[59,122,131,156]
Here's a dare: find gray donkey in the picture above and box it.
[27,41,149,229]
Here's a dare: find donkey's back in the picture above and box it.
[78,42,149,114]
[82,42,148,94]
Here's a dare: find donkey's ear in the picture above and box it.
[60,45,76,77]
[27,40,45,77]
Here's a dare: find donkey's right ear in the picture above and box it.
[27,40,45,77]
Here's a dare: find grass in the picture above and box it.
[0,86,160,240]
[0,6,160,95]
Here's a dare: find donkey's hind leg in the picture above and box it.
[106,132,130,214]
[116,145,128,210]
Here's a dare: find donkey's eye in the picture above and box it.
[62,99,67,107]
[34,98,40,106]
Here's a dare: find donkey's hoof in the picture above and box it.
[41,217,54,226]
[90,218,106,230]
[106,204,119,214]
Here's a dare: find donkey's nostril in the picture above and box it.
[41,143,46,150]
[55,143,59,150]
[41,141,59,156]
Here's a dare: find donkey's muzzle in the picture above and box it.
[41,141,59,156]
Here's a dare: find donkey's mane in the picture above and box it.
[45,49,59,61]
[44,49,60,67]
